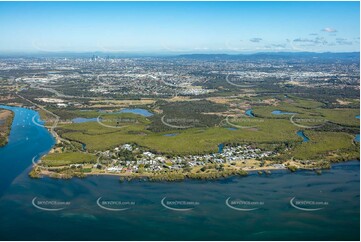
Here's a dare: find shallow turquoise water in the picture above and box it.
[118,108,153,117]
[296,130,310,142]
[272,110,295,115]
[218,143,224,153]
[163,133,178,137]
[355,134,360,142]
[245,109,255,117]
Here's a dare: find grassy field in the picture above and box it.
[54,108,307,155]
[42,152,97,167]
[291,97,325,109]
[252,98,359,127]
[319,108,359,127]
[289,131,358,160]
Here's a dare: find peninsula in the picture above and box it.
[0,53,358,181]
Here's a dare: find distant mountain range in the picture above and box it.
[0,51,359,60]
[176,52,360,60]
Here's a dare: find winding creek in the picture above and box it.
[245,109,255,117]
[296,130,310,142]
[0,105,359,240]
[272,110,296,115]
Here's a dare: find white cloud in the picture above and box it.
[293,37,327,45]
[322,27,337,33]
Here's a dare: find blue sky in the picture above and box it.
[0,1,359,53]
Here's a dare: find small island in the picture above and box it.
[0,109,14,147]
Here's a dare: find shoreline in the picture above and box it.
[30,159,360,181]
[31,158,361,181]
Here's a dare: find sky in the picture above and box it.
[0,1,359,54]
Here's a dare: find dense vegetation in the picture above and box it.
[0,110,14,147]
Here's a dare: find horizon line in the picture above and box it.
[0,50,359,57]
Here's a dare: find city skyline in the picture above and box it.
[0,1,359,53]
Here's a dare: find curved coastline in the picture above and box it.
[0,105,359,182]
